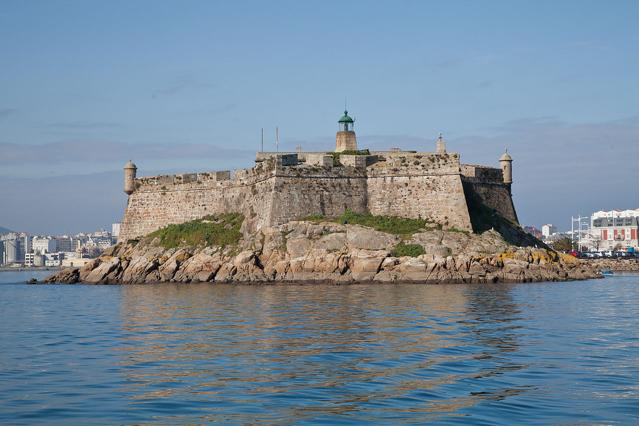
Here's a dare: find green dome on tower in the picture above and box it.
[338,110,354,123]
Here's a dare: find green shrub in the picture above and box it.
[337,209,428,236]
[148,213,243,249]
[340,149,370,156]
[391,242,425,257]
[301,214,325,222]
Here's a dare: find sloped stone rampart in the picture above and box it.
[118,152,516,242]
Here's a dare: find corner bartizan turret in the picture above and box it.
[124,160,137,195]
[499,150,513,186]
[335,110,357,152]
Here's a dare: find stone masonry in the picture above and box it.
[118,149,519,242]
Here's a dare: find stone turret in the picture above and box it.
[124,160,137,195]
[335,110,357,152]
[499,150,513,185]
[436,133,447,154]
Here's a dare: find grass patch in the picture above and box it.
[299,209,433,235]
[148,213,244,249]
[340,149,370,156]
[301,214,326,222]
[391,242,426,257]
[337,209,429,236]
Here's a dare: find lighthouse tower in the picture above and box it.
[335,110,357,152]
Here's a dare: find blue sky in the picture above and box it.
[1,0,638,234]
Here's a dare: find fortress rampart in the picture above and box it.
[460,164,518,224]
[119,151,516,241]
[118,109,518,241]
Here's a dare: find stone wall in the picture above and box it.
[270,166,368,225]
[119,152,519,242]
[119,159,278,241]
[366,153,473,230]
[461,164,518,225]
[119,158,370,242]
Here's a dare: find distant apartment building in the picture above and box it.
[55,236,76,252]
[1,233,28,265]
[5,239,19,264]
[591,209,639,251]
[112,223,121,240]
[23,234,32,258]
[32,236,58,254]
[541,224,557,238]
[44,252,63,267]
[24,252,45,267]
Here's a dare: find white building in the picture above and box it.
[44,252,64,267]
[112,223,121,239]
[32,236,57,254]
[590,208,639,251]
[24,252,45,267]
[541,224,557,238]
[62,257,92,268]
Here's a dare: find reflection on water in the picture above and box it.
[2,276,639,424]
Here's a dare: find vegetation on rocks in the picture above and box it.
[44,219,611,285]
[303,209,431,236]
[550,237,573,252]
[148,213,243,249]
[390,242,426,257]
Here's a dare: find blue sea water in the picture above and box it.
[1,271,639,425]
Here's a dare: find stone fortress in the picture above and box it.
[118,110,518,242]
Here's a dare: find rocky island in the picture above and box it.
[44,109,624,285]
[46,211,603,284]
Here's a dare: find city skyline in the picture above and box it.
[1,1,639,234]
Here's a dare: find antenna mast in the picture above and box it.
[261,128,264,152]
[276,126,279,152]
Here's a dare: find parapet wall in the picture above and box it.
[460,164,504,184]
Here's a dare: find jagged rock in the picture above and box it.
[214,263,237,282]
[314,232,347,251]
[84,256,120,283]
[44,220,614,285]
[45,267,79,284]
[349,249,387,281]
[347,226,398,250]
[286,237,313,259]
[397,257,430,281]
[158,249,191,281]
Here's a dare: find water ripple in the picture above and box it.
[1,271,639,424]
